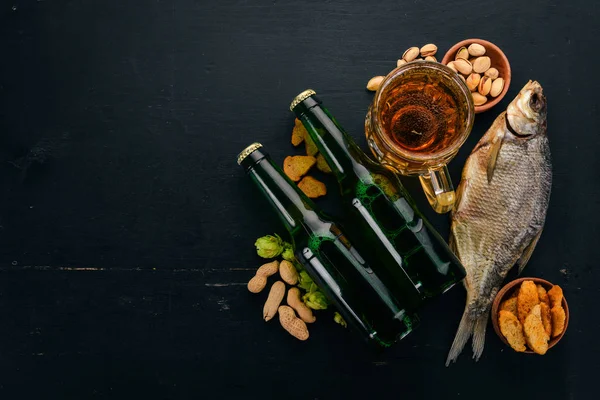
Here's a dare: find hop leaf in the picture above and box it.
[254,234,284,259]
[281,242,295,261]
[297,270,314,291]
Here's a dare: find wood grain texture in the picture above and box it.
[0,0,598,398]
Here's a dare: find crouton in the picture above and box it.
[500,297,518,316]
[537,284,550,307]
[298,176,327,199]
[316,153,332,174]
[498,310,526,352]
[523,304,549,355]
[547,285,563,309]
[304,131,318,156]
[517,280,540,324]
[550,305,566,338]
[540,302,552,337]
[283,155,316,182]
[291,118,306,146]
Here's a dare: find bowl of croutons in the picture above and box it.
[491,277,569,355]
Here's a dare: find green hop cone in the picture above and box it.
[254,234,284,259]
[281,242,295,261]
[303,290,328,310]
[297,270,314,291]
[334,312,347,328]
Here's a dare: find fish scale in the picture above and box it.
[446,81,552,365]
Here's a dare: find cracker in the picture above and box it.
[498,310,526,352]
[283,155,316,182]
[298,176,327,199]
[517,280,540,324]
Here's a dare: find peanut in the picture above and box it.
[287,287,316,323]
[278,305,309,341]
[263,281,286,321]
[247,275,267,293]
[279,260,299,285]
[247,260,279,293]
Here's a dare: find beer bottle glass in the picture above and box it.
[290,89,466,299]
[238,143,419,346]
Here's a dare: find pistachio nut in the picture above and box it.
[402,47,420,62]
[478,76,492,96]
[466,73,481,91]
[446,61,458,73]
[366,76,385,92]
[472,56,491,73]
[472,92,487,106]
[397,59,407,67]
[420,44,437,57]
[467,43,486,57]
[490,77,505,97]
[424,55,437,62]
[453,58,473,75]
[456,46,469,60]
[484,67,499,79]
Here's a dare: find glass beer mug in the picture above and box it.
[365,61,475,213]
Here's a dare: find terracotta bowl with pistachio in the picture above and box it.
[441,39,511,113]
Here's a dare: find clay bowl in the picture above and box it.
[441,39,511,114]
[491,277,569,354]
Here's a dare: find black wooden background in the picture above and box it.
[1,0,598,398]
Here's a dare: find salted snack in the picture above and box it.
[496,281,566,355]
[500,297,518,316]
[517,280,540,324]
[523,304,549,355]
[247,260,280,293]
[278,305,310,340]
[550,305,566,338]
[298,176,327,199]
[547,285,563,308]
[263,281,286,321]
[316,154,332,174]
[283,155,316,182]
[279,260,299,285]
[444,42,505,106]
[291,118,306,146]
[498,310,526,352]
[367,76,385,91]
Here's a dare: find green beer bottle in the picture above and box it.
[238,143,419,347]
[290,89,466,299]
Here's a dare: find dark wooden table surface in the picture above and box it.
[1,0,598,398]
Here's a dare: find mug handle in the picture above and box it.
[418,165,456,214]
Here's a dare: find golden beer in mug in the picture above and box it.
[365,61,474,213]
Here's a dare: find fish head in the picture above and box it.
[506,80,547,138]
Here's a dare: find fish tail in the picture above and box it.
[445,309,475,366]
[471,311,489,362]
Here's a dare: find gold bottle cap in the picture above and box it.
[237,142,263,165]
[289,89,316,111]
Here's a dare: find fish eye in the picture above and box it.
[529,92,545,112]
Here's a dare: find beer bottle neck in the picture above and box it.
[293,97,367,180]
[240,146,319,233]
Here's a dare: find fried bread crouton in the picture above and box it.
[517,280,540,324]
[498,310,526,352]
[304,131,318,156]
[298,176,327,199]
[523,304,549,355]
[291,119,306,146]
[547,285,563,309]
[283,155,316,182]
[540,302,552,337]
[500,297,518,316]
[550,305,566,338]
[537,284,550,307]
[316,153,332,174]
